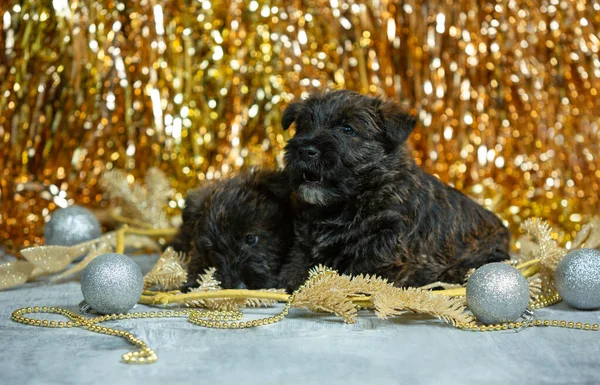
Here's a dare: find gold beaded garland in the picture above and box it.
[11,289,302,364]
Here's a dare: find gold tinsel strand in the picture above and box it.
[1,0,599,253]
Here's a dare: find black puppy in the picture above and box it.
[169,170,293,290]
[278,90,510,291]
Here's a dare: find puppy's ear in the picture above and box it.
[378,100,417,149]
[167,182,216,253]
[182,183,217,224]
[248,170,290,201]
[282,102,303,130]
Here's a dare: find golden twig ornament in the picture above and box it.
[520,218,567,272]
[142,266,471,325]
[143,247,190,291]
[184,268,286,311]
[101,167,172,229]
[372,286,471,326]
[290,266,362,323]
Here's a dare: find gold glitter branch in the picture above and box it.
[141,266,472,325]
[138,245,563,324]
[143,247,190,291]
[520,218,567,272]
[295,267,469,325]
[517,216,600,298]
[100,167,172,229]
[171,267,286,312]
[372,287,471,326]
[290,266,361,323]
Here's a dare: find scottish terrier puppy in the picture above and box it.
[278,90,510,291]
[169,170,293,290]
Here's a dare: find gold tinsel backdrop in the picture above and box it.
[0,0,599,254]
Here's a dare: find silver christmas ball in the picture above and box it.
[555,248,600,310]
[80,253,143,314]
[44,205,102,246]
[466,263,530,325]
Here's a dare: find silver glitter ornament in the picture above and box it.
[44,205,102,246]
[466,263,530,325]
[555,248,600,310]
[79,253,143,314]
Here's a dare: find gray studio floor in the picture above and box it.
[1,252,599,385]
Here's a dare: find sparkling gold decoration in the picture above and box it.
[143,247,190,291]
[101,167,172,229]
[185,267,287,311]
[291,265,470,325]
[372,286,469,326]
[527,273,543,301]
[1,0,599,253]
[516,216,600,301]
[142,265,473,325]
[519,217,570,297]
[520,218,567,272]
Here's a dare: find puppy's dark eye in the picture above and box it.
[341,126,356,136]
[244,234,259,246]
[198,238,213,249]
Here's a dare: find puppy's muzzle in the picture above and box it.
[298,145,320,161]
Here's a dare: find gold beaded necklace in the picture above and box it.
[11,292,295,364]
[10,290,599,365]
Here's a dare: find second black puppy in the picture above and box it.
[279,90,510,291]
[169,170,293,290]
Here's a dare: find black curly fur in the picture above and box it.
[169,170,294,290]
[278,90,510,291]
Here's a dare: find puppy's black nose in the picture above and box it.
[299,145,320,160]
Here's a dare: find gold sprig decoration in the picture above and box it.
[141,265,472,326]
[520,218,567,273]
[100,167,173,229]
[143,247,190,291]
[518,216,600,298]
[372,286,470,326]
[292,266,470,325]
[185,268,286,311]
